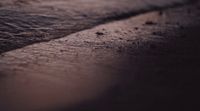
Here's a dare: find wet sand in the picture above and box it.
[0,0,200,111]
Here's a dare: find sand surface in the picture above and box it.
[0,0,200,111]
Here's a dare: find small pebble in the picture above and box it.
[60,49,65,52]
[117,46,123,53]
[96,32,104,36]
[152,32,163,36]
[134,27,139,30]
[158,11,163,16]
[0,54,4,57]
[145,21,157,25]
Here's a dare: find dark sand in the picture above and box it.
[0,0,200,111]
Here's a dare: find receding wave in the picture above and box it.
[0,0,195,53]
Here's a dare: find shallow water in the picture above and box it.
[0,0,191,54]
